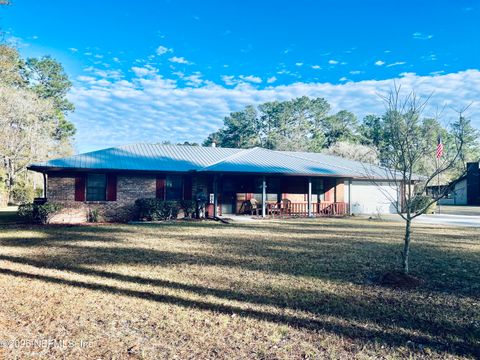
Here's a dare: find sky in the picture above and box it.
[1,0,480,153]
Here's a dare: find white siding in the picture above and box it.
[350,180,399,214]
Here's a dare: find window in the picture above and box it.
[166,175,183,200]
[86,174,106,201]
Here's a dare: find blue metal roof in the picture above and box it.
[28,143,398,179]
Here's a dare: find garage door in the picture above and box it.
[350,180,399,215]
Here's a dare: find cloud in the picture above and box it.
[349,70,362,75]
[69,48,78,53]
[311,65,321,69]
[339,77,348,82]
[169,56,191,64]
[156,45,172,55]
[386,61,406,67]
[239,75,262,83]
[295,62,304,66]
[412,32,434,40]
[131,66,157,77]
[69,69,480,152]
[328,60,339,65]
[374,60,385,66]
[221,75,236,86]
[267,76,277,84]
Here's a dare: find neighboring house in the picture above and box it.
[28,143,409,223]
[430,162,479,205]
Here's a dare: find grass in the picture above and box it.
[0,217,478,359]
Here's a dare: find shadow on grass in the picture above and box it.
[0,265,478,358]
[0,221,479,357]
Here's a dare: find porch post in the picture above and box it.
[307,177,312,217]
[43,173,47,198]
[261,176,266,218]
[213,175,218,218]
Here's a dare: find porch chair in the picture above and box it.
[281,198,292,217]
[249,198,260,216]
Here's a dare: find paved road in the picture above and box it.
[412,214,480,227]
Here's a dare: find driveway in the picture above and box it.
[412,213,480,227]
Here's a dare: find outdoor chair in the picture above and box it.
[281,199,292,216]
[249,198,260,215]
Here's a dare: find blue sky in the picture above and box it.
[2,0,480,152]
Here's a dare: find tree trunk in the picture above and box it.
[402,218,412,274]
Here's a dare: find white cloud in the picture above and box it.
[386,61,406,67]
[68,69,480,152]
[69,48,78,53]
[221,75,236,86]
[328,60,339,65]
[131,66,158,77]
[375,60,385,66]
[339,77,348,82]
[311,65,321,70]
[239,75,262,83]
[295,62,304,66]
[156,45,172,55]
[349,70,362,75]
[169,56,191,64]
[412,32,434,40]
[267,76,277,84]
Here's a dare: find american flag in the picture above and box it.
[436,136,444,159]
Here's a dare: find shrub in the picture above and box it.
[134,199,180,221]
[17,202,62,224]
[179,200,196,219]
[87,208,101,223]
[410,195,436,214]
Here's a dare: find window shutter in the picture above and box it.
[106,174,117,201]
[156,175,166,200]
[183,175,192,200]
[74,175,86,201]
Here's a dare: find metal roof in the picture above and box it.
[28,143,402,179]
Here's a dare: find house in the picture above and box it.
[430,162,479,205]
[28,143,408,223]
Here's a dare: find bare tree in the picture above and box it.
[365,86,467,274]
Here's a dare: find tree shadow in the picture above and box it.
[0,221,478,357]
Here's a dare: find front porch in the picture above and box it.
[203,174,351,218]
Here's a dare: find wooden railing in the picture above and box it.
[285,202,349,216]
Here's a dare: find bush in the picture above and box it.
[410,195,436,214]
[179,200,196,219]
[87,208,101,223]
[17,202,62,224]
[134,199,180,221]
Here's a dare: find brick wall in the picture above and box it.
[47,174,156,223]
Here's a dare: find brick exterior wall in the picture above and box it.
[47,174,156,223]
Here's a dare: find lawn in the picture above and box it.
[0,218,478,359]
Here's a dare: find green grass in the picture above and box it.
[0,218,478,359]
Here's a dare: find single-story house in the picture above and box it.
[28,143,409,223]
[428,162,480,205]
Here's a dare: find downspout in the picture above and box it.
[262,176,266,218]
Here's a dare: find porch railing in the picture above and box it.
[285,202,349,216]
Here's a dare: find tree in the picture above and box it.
[204,96,352,151]
[323,110,358,147]
[24,56,76,140]
[324,141,379,164]
[0,45,26,87]
[0,86,55,196]
[365,87,467,274]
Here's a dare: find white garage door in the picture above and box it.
[350,180,399,215]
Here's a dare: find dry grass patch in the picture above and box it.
[0,218,478,359]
